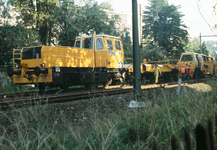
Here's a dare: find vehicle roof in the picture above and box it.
[181,52,213,58]
[76,34,121,40]
[181,52,198,55]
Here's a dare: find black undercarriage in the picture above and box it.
[38,67,124,90]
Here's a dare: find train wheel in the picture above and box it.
[173,73,178,81]
[213,69,216,77]
[60,85,68,90]
[106,79,112,86]
[38,84,45,91]
[83,84,91,89]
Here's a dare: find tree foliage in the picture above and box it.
[195,41,210,55]
[0,1,40,64]
[9,0,59,45]
[0,24,41,64]
[187,37,200,52]
[187,38,211,55]
[54,0,121,46]
[143,0,189,59]
[121,29,132,63]
[141,36,167,61]
[0,0,129,64]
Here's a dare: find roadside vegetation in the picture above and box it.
[0,81,216,149]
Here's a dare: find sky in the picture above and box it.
[3,0,217,41]
[95,0,217,41]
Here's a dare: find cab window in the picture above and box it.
[96,38,103,50]
[84,38,91,49]
[115,40,121,50]
[197,56,203,62]
[106,39,113,51]
[75,41,80,48]
[181,55,195,62]
[211,58,214,63]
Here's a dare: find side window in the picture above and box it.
[107,39,113,51]
[96,38,103,50]
[84,38,91,49]
[115,40,121,50]
[181,55,195,62]
[75,41,80,48]
[198,56,202,62]
[196,55,199,62]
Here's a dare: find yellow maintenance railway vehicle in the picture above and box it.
[176,52,216,78]
[8,30,125,90]
[126,52,217,82]
[126,59,178,82]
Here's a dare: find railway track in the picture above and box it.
[0,77,216,110]
[0,86,106,100]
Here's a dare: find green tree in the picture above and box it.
[141,36,167,61]
[121,29,132,63]
[143,0,188,59]
[205,40,217,54]
[195,41,210,55]
[9,0,60,45]
[0,1,40,65]
[54,0,121,46]
[0,24,40,65]
[187,37,200,52]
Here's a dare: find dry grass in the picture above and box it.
[0,81,216,149]
[0,71,7,91]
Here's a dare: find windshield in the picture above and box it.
[181,55,195,62]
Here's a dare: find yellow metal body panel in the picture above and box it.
[13,68,52,83]
[130,63,175,73]
[44,46,94,68]
[42,46,52,67]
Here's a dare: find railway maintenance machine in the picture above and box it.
[8,30,125,90]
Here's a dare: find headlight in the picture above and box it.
[55,66,60,72]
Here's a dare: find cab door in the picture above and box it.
[106,38,124,69]
[208,57,213,74]
[95,37,107,67]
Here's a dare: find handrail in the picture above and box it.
[13,49,21,69]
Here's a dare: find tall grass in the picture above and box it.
[0,71,27,94]
[0,70,37,94]
[0,81,216,149]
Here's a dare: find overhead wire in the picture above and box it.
[197,0,214,33]
[184,18,213,34]
[197,0,216,27]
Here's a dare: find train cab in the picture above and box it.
[177,52,216,78]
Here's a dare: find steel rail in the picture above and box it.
[0,77,216,110]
